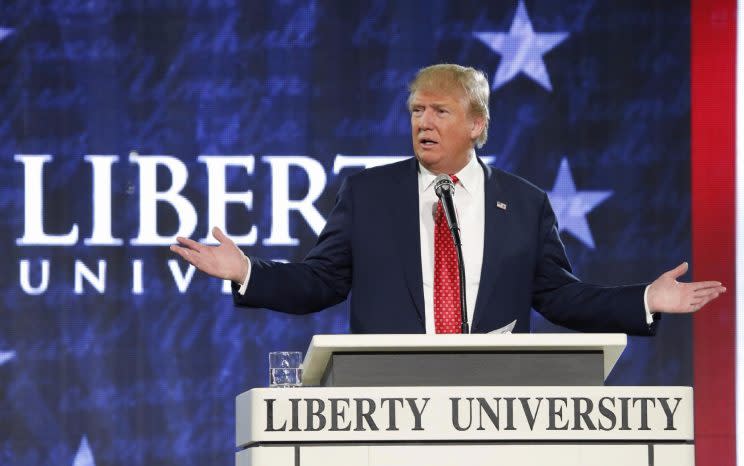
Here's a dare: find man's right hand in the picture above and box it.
[170,227,249,284]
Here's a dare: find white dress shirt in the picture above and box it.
[418,154,484,334]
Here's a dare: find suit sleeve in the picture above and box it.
[231,179,354,314]
[531,193,659,336]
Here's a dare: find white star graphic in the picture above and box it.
[72,436,96,466]
[0,350,15,366]
[474,0,569,91]
[0,27,14,42]
[547,158,612,249]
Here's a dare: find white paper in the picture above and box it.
[488,320,517,334]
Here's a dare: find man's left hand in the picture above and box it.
[646,261,726,314]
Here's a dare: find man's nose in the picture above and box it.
[418,108,434,129]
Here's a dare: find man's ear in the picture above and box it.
[470,115,486,141]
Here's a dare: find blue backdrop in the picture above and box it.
[0,1,690,464]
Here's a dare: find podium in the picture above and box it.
[236,334,694,466]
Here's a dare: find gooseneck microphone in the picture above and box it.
[434,175,461,245]
[433,174,470,334]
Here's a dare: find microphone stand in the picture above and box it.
[449,226,470,334]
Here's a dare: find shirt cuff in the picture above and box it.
[237,253,251,296]
[643,285,655,325]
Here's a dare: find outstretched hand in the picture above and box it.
[646,262,725,314]
[170,227,248,284]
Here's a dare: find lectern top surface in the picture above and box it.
[301,333,627,386]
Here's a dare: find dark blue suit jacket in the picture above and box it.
[234,157,657,336]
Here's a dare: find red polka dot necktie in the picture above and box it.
[434,174,461,334]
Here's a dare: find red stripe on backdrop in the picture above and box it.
[691,0,736,464]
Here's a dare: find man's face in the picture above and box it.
[410,87,483,174]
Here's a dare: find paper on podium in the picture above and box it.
[489,320,516,334]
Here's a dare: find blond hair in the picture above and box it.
[407,64,490,148]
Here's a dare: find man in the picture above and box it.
[171,64,724,335]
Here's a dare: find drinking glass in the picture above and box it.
[268,351,303,387]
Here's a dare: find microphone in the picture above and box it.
[433,174,469,334]
[434,175,461,245]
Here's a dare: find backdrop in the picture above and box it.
[0,1,700,465]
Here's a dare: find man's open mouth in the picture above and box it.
[419,138,438,146]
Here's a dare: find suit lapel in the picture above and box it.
[389,158,426,320]
[472,162,507,330]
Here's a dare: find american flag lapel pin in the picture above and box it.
[496,201,507,210]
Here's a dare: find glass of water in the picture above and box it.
[269,351,303,387]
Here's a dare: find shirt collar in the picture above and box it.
[419,154,481,194]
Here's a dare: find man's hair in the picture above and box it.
[407,63,490,148]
